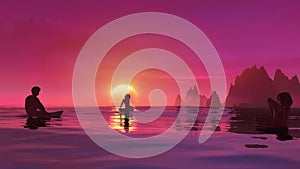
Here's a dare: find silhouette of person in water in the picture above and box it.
[120,94,132,127]
[25,86,50,118]
[267,92,293,141]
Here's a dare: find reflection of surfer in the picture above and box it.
[120,94,133,127]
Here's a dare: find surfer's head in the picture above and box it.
[31,86,41,96]
[125,94,130,99]
[277,92,293,107]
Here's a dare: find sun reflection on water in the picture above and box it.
[108,110,137,133]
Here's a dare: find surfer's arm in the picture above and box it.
[268,98,280,108]
[120,100,124,108]
[267,98,280,118]
[36,98,46,112]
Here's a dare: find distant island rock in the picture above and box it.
[174,94,182,107]
[184,86,200,107]
[175,86,222,107]
[207,91,222,108]
[226,65,300,108]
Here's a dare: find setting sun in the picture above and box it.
[111,84,138,106]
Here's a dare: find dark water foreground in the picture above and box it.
[0,107,300,169]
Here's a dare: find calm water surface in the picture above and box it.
[0,107,300,169]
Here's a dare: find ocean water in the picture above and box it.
[0,107,300,169]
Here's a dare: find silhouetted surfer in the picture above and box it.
[25,86,50,118]
[120,94,133,127]
[267,92,293,141]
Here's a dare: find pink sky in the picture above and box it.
[0,0,300,107]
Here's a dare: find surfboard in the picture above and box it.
[119,106,134,113]
[50,110,63,118]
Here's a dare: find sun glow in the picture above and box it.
[111,84,138,106]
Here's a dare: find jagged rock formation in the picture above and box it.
[226,65,300,108]
[174,94,182,107]
[207,91,222,108]
[177,86,222,107]
[184,86,200,106]
[274,69,300,95]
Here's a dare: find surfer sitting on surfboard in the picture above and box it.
[25,86,50,118]
[120,94,133,127]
